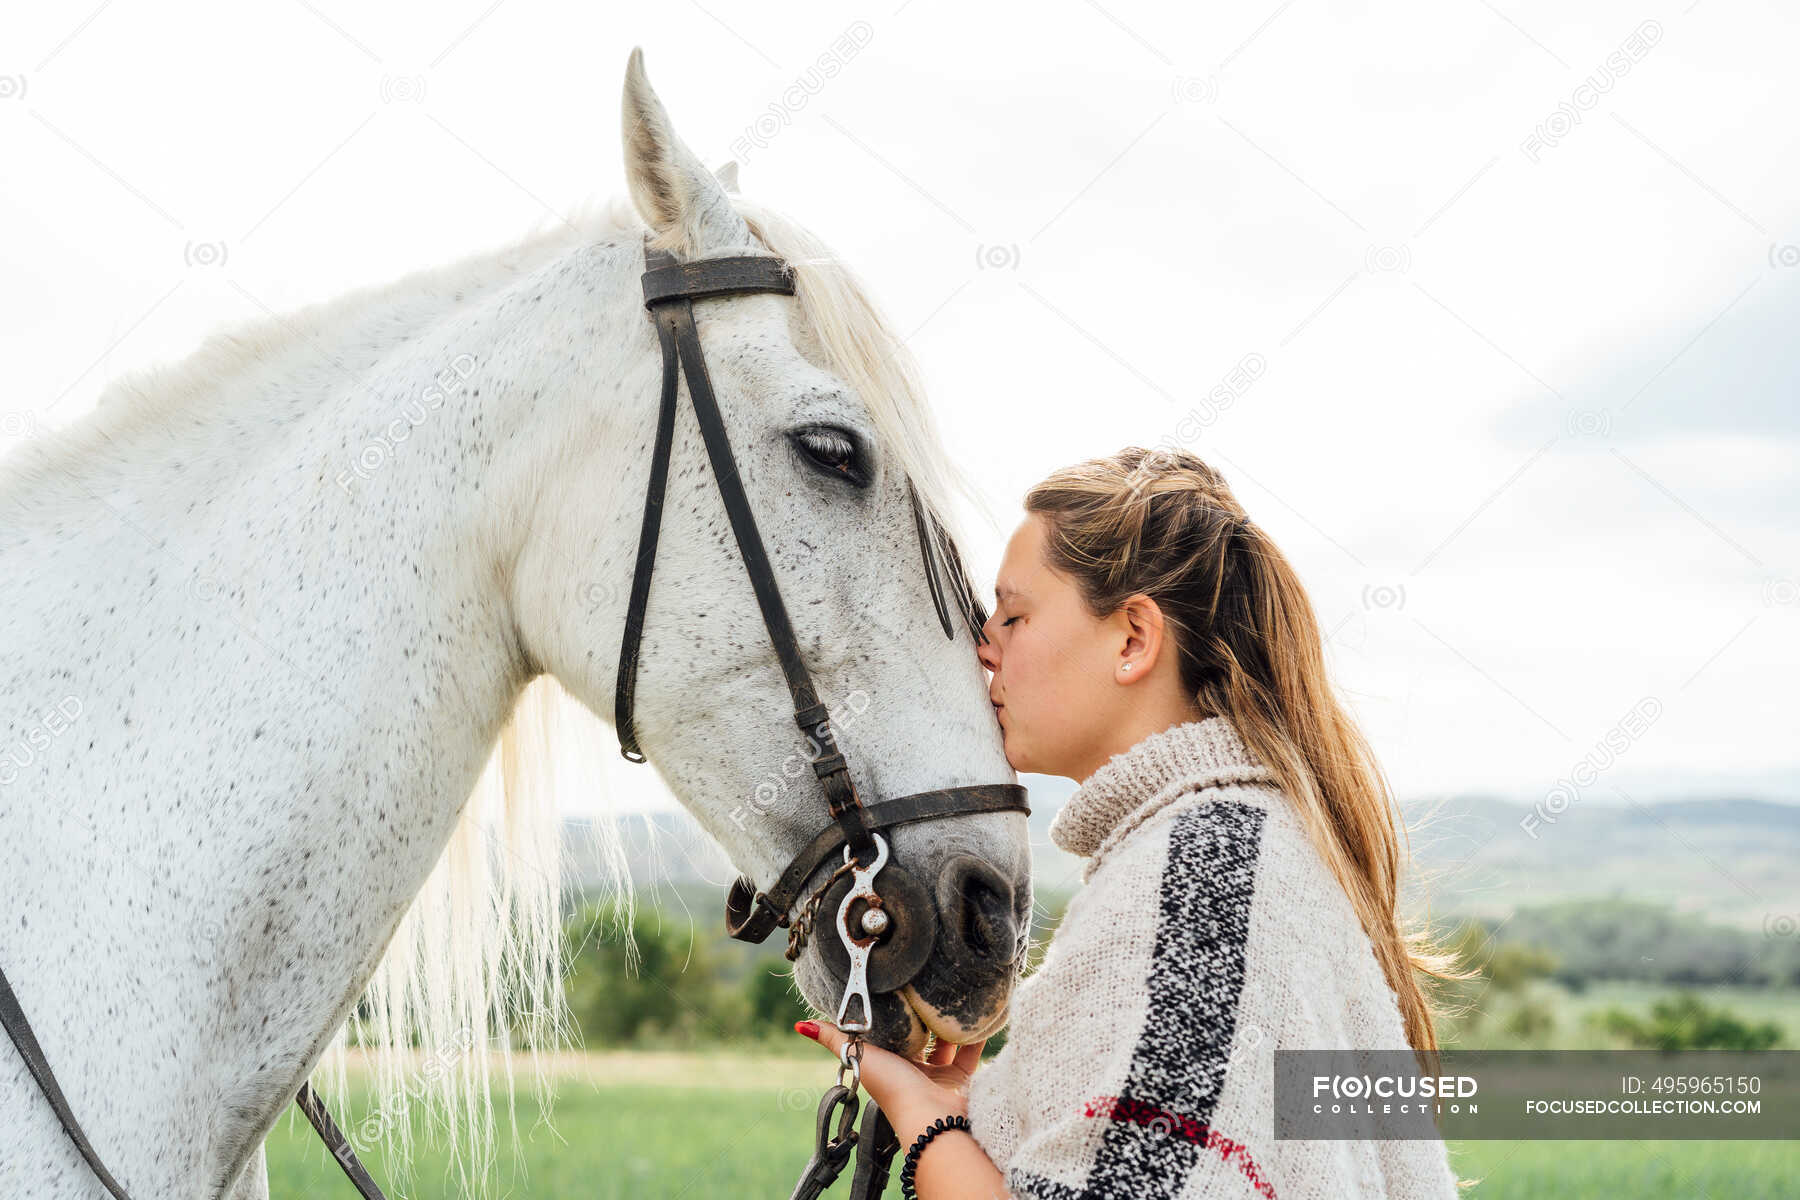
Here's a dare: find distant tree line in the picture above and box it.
[551,893,1798,1051]
[1472,898,1800,989]
[1439,916,1789,1050]
[561,899,812,1046]
[555,889,1074,1051]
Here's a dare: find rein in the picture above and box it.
[0,967,385,1199]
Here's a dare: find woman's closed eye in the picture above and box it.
[1001,615,1021,628]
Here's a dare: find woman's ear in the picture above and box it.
[1114,593,1168,683]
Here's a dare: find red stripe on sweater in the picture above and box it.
[1082,1095,1279,1199]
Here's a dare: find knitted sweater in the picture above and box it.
[965,717,1459,1200]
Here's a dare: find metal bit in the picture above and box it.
[832,832,890,1035]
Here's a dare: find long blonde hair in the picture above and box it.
[1024,446,1470,1060]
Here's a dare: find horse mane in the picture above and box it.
[91,224,585,419]
[296,191,987,1193]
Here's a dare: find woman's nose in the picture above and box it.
[976,629,1000,672]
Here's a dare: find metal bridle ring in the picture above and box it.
[818,862,937,995]
[836,1037,864,1093]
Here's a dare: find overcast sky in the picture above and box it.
[3,1,1795,812]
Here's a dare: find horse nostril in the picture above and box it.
[963,877,1000,957]
[940,857,1018,966]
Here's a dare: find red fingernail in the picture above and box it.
[794,1020,820,1039]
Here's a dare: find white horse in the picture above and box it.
[0,50,1028,1199]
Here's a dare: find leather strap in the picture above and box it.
[614,238,1026,946]
[611,263,684,765]
[661,273,873,855]
[641,253,795,304]
[724,783,1030,944]
[909,477,956,641]
[1,962,388,1199]
[297,1081,391,1200]
[849,1098,900,1199]
[907,476,990,648]
[934,505,991,645]
[614,241,881,855]
[0,962,138,1200]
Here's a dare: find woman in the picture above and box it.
[798,447,1467,1199]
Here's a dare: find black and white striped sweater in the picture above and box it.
[966,717,1460,1199]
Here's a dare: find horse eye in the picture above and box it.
[792,425,869,487]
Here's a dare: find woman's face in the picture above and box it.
[977,515,1123,779]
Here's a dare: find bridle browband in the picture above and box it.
[615,235,1029,945]
[0,233,1026,1200]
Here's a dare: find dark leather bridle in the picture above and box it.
[0,234,1027,1200]
[615,236,1028,953]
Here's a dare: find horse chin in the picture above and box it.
[835,990,929,1057]
[827,987,1009,1058]
[898,982,1009,1046]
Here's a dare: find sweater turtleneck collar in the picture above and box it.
[1048,715,1275,860]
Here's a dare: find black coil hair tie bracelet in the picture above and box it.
[899,1114,972,1198]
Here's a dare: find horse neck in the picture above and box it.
[0,242,635,1189]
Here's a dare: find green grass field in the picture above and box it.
[266,1050,1800,1199]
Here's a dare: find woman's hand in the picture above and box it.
[796,1020,1009,1198]
[795,1019,986,1145]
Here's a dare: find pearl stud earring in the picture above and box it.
[1121,663,1135,672]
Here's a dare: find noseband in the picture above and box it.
[615,235,1028,969]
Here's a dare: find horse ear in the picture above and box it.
[713,160,740,193]
[620,47,749,251]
